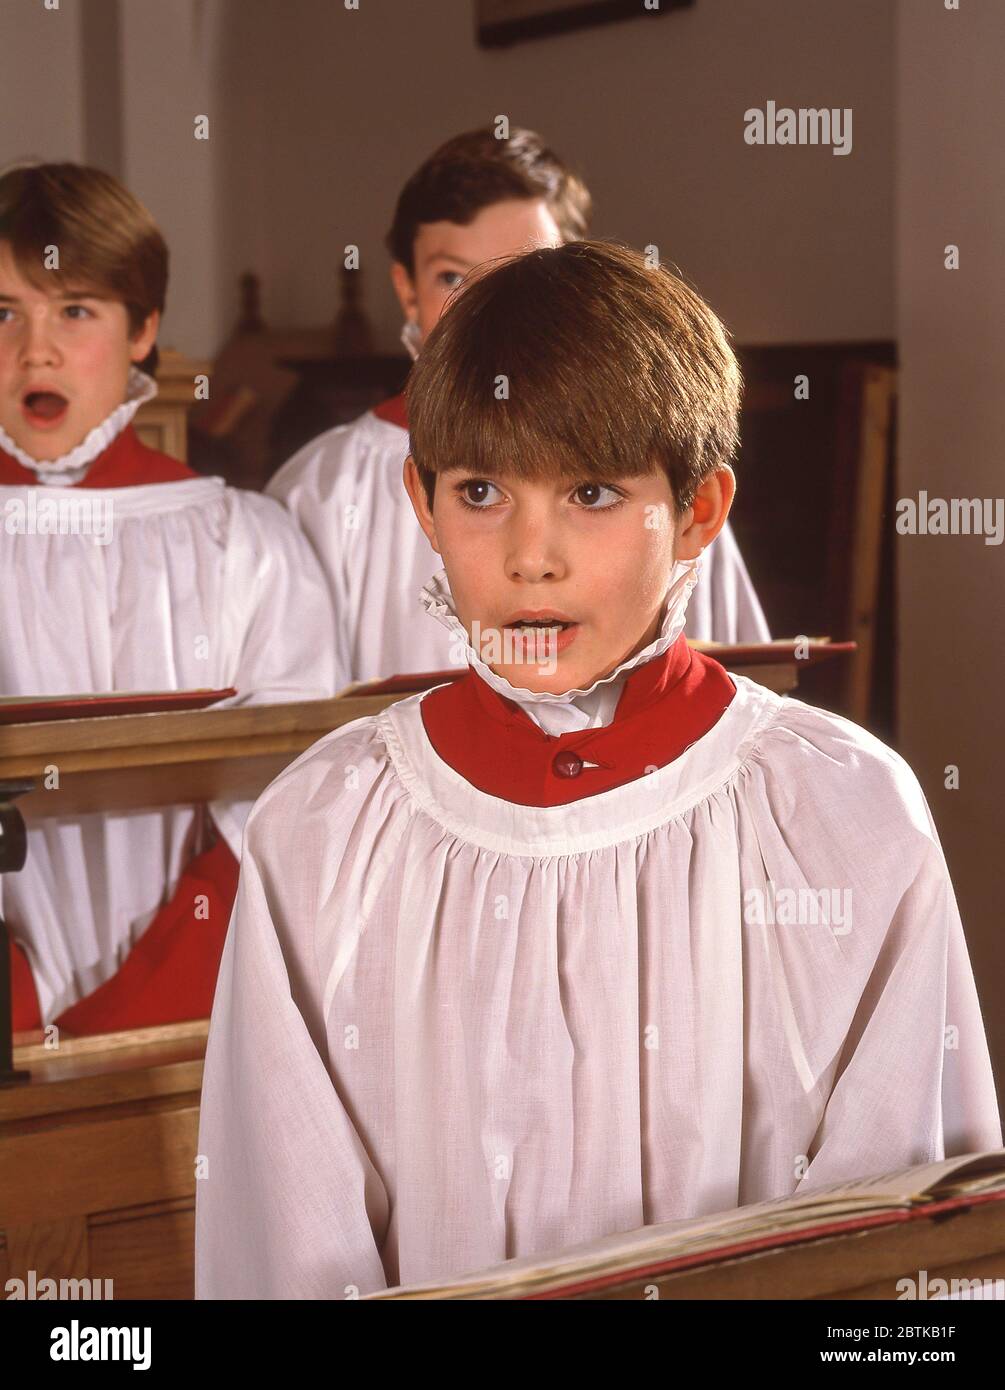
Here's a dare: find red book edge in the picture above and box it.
[0,688,238,726]
[524,1187,1005,1300]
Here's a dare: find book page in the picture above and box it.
[368,1150,1005,1300]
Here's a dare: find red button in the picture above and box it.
[552,750,584,778]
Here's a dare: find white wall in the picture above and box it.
[0,0,85,165]
[118,0,228,359]
[217,0,894,352]
[896,0,1005,1088]
[0,0,227,360]
[0,0,895,356]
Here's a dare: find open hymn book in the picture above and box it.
[365,1150,1005,1300]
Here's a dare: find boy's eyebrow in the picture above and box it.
[0,289,109,303]
[438,464,627,489]
[424,253,476,270]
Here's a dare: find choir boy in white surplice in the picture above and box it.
[0,164,334,1031]
[267,127,769,690]
[197,242,1000,1300]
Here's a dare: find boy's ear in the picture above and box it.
[390,261,419,325]
[129,308,160,363]
[402,454,441,555]
[675,466,736,560]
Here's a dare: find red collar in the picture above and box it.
[420,634,736,807]
[0,425,198,488]
[372,393,409,431]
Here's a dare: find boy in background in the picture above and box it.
[0,163,333,1033]
[268,128,769,689]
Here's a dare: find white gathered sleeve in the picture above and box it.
[196,779,391,1299]
[267,432,358,691]
[797,836,1002,1193]
[206,491,337,858]
[214,491,336,706]
[732,706,1001,1202]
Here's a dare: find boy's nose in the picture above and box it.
[19,313,60,367]
[505,501,569,582]
[506,537,567,584]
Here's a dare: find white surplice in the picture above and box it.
[266,406,772,690]
[0,475,335,1020]
[195,649,1001,1298]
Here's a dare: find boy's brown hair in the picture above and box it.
[407,240,742,515]
[386,127,592,275]
[0,162,168,376]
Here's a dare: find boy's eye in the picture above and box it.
[63,304,93,320]
[0,308,13,323]
[437,271,464,290]
[453,479,626,512]
[573,482,624,510]
[455,479,502,509]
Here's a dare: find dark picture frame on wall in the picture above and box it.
[475,0,695,49]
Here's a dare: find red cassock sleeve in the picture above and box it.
[9,839,238,1037]
[9,933,41,1032]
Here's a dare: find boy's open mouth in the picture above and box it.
[22,390,70,429]
[504,620,576,630]
[502,617,581,655]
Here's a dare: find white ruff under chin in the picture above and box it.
[417,556,702,737]
[0,366,158,486]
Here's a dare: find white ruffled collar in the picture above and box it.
[418,556,701,736]
[0,367,158,486]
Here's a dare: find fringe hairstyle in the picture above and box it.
[386,127,591,275]
[0,163,168,376]
[407,240,741,516]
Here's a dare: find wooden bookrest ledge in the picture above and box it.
[0,691,395,820]
[0,643,851,821]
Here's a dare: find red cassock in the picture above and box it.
[3,427,239,1035]
[8,841,237,1034]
